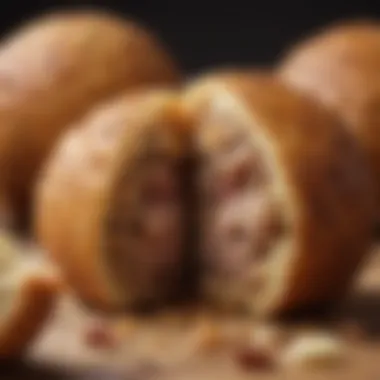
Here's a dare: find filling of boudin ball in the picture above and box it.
[104,129,186,309]
[197,112,287,309]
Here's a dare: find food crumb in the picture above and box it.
[281,331,346,369]
[250,323,287,352]
[194,318,225,353]
[234,344,275,371]
[84,319,119,350]
[183,315,227,356]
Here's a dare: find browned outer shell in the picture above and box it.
[0,271,60,357]
[35,90,191,311]
[278,20,380,217]
[185,72,374,317]
[0,10,181,229]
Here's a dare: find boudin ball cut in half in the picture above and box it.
[35,90,192,312]
[0,9,181,230]
[184,72,374,317]
[0,233,60,357]
[278,19,380,220]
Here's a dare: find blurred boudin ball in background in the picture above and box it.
[0,9,181,231]
[278,20,380,223]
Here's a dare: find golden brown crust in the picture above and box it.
[0,272,61,357]
[0,10,181,229]
[277,20,380,217]
[35,90,190,311]
[185,72,374,316]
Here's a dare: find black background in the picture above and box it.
[0,1,380,73]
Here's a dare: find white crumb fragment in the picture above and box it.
[250,323,285,352]
[281,331,346,369]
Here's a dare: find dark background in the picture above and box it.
[1,0,380,73]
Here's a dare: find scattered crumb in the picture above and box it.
[250,323,288,353]
[84,319,119,350]
[281,331,346,369]
[191,317,225,353]
[234,344,275,371]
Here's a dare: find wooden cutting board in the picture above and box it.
[3,250,380,380]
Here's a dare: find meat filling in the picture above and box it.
[105,131,185,308]
[198,119,285,306]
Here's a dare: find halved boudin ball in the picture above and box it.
[0,234,60,357]
[0,9,181,230]
[35,90,192,312]
[277,20,380,220]
[184,72,374,317]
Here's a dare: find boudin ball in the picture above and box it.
[0,9,181,230]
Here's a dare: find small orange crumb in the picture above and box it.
[194,318,225,353]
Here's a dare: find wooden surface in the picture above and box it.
[2,250,380,380]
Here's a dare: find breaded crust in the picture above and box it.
[34,90,190,311]
[0,9,181,229]
[185,72,374,316]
